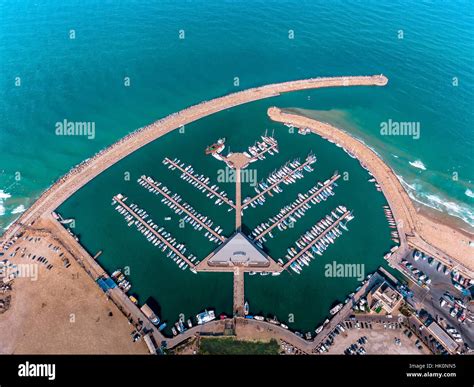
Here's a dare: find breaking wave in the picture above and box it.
[408,160,426,171]
[0,190,12,217]
[397,175,474,228]
[465,189,474,199]
[11,204,26,214]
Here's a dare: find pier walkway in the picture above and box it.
[113,195,196,269]
[141,176,226,243]
[254,173,341,241]
[243,158,315,209]
[233,269,245,316]
[235,168,242,229]
[164,157,236,210]
[283,211,350,269]
[249,138,279,161]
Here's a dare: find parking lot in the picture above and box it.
[325,320,431,355]
[400,250,473,349]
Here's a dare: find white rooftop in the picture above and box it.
[208,232,270,267]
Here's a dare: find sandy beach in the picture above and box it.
[0,218,147,354]
[267,107,474,275]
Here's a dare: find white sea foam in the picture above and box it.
[3,220,15,231]
[396,174,418,191]
[396,175,474,228]
[408,159,426,171]
[0,190,12,216]
[465,189,474,198]
[0,190,11,200]
[11,204,26,214]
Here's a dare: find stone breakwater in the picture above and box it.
[1,75,387,244]
[267,107,474,275]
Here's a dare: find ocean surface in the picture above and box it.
[0,1,473,332]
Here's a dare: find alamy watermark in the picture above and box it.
[324,261,365,281]
[217,167,257,187]
[380,118,420,140]
[18,361,55,381]
[0,263,38,281]
[55,119,95,140]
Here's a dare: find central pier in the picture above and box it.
[283,210,350,269]
[233,269,245,316]
[235,168,242,230]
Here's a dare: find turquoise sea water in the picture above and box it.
[1,1,473,230]
[0,1,473,332]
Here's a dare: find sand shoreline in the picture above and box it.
[416,204,474,239]
[267,107,474,275]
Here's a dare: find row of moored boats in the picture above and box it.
[283,206,354,274]
[137,175,224,245]
[171,310,216,336]
[242,153,317,209]
[250,172,340,242]
[111,195,198,273]
[382,205,400,243]
[163,158,233,209]
[245,135,279,162]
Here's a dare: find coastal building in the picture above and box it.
[406,315,457,355]
[426,322,459,354]
[367,281,403,314]
[207,232,272,268]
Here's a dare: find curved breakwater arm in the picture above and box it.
[1,75,387,243]
[267,107,474,276]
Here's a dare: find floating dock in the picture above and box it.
[283,209,352,270]
[138,175,226,243]
[112,195,197,270]
[253,172,341,241]
[163,157,236,209]
[242,154,316,210]
[246,135,279,162]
